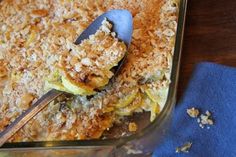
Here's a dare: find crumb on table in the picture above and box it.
[186,107,214,129]
[187,107,199,118]
[198,110,214,128]
[176,142,192,153]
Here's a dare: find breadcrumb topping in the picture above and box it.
[59,19,126,90]
[0,0,178,142]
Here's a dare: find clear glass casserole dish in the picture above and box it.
[0,0,187,156]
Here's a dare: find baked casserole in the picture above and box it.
[0,0,179,142]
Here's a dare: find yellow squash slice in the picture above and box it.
[45,80,68,92]
[61,76,95,96]
[44,70,68,92]
[139,92,160,121]
[45,70,95,95]
[115,92,142,116]
[145,87,169,110]
[150,101,160,122]
[115,88,139,108]
[88,74,110,89]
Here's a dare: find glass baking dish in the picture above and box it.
[0,0,187,156]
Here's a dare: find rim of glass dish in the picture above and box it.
[0,0,188,150]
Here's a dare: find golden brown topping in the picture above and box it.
[31,9,49,17]
[0,66,7,78]
[128,122,138,132]
[58,19,127,91]
[19,93,35,110]
[0,117,10,131]
[0,0,178,142]
[0,60,7,78]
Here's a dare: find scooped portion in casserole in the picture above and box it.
[46,19,127,95]
[0,0,178,142]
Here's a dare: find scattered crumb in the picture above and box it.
[199,123,204,129]
[187,107,199,118]
[176,142,192,153]
[206,110,211,116]
[197,111,214,128]
[178,108,214,154]
[197,118,200,123]
[128,122,138,132]
[187,107,214,129]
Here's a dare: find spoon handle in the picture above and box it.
[0,89,63,147]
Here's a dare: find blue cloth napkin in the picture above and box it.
[153,62,236,157]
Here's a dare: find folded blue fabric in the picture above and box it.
[153,62,236,157]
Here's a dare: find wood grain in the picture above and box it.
[177,0,236,99]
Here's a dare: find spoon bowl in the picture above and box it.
[76,9,133,47]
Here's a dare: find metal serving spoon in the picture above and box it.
[0,9,133,147]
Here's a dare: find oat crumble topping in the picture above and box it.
[0,0,179,142]
[49,18,127,95]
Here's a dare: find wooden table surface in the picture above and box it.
[177,0,236,99]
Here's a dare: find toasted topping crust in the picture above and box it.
[58,19,126,90]
[0,0,178,142]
